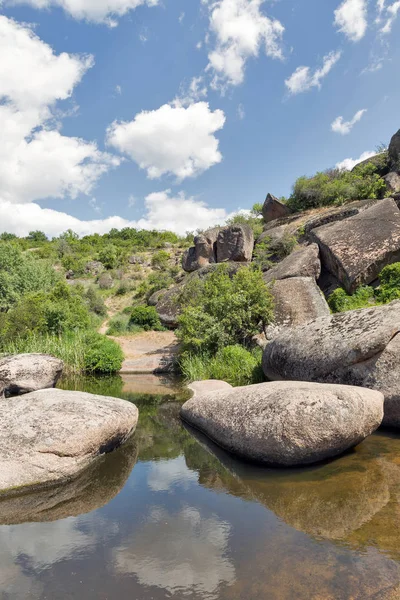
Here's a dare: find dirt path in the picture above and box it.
[111,331,180,374]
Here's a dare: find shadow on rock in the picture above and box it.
[0,437,138,525]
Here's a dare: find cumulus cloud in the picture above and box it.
[0,189,230,237]
[0,16,119,205]
[204,0,284,91]
[107,101,225,180]
[336,150,376,170]
[6,0,158,26]
[285,51,342,95]
[334,0,368,42]
[331,108,367,135]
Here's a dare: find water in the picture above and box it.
[1,375,400,599]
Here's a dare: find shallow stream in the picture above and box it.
[1,374,400,599]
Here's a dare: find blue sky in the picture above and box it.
[1,0,400,236]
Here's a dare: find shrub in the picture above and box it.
[115,281,132,296]
[83,332,124,373]
[85,287,107,316]
[179,345,264,387]
[225,209,263,238]
[98,273,114,290]
[376,263,400,303]
[287,163,386,212]
[129,305,163,331]
[106,315,130,335]
[151,250,170,270]
[98,245,119,270]
[328,286,375,313]
[253,233,297,270]
[176,265,274,353]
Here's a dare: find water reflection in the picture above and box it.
[2,376,400,599]
[113,506,235,599]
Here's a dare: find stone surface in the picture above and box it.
[181,380,383,466]
[263,244,321,283]
[384,171,400,194]
[0,354,63,396]
[389,129,400,169]
[0,389,138,494]
[85,260,104,275]
[182,228,219,272]
[262,193,292,224]
[262,301,400,427]
[216,224,254,263]
[116,331,180,374]
[188,380,233,397]
[302,198,382,236]
[0,437,138,525]
[311,198,400,293]
[267,277,330,338]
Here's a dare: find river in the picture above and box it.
[0,374,399,599]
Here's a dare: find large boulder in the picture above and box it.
[182,226,254,272]
[384,171,400,194]
[263,244,321,283]
[181,380,383,466]
[182,228,219,272]
[311,198,400,293]
[351,152,390,177]
[0,354,63,397]
[262,301,400,427]
[216,224,254,263]
[262,193,292,224]
[389,129,400,170]
[0,389,138,494]
[266,277,330,339]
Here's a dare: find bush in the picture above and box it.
[151,250,170,270]
[83,332,124,373]
[85,287,107,316]
[328,286,375,313]
[129,305,163,331]
[287,163,387,212]
[179,345,264,387]
[106,315,130,335]
[253,233,297,270]
[176,265,274,353]
[98,245,119,270]
[376,263,400,303]
[225,207,263,238]
[98,273,114,290]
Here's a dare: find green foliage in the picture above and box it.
[226,212,263,238]
[83,332,124,374]
[328,286,375,313]
[376,263,400,303]
[176,265,274,353]
[0,243,59,311]
[179,345,264,387]
[287,163,387,212]
[98,244,119,269]
[129,305,163,331]
[253,233,297,270]
[85,287,107,316]
[151,250,170,270]
[106,315,130,335]
[27,230,47,243]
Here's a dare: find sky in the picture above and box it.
[1,0,400,237]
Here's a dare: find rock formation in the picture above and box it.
[262,193,292,223]
[0,354,63,397]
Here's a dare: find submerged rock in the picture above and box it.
[0,389,138,494]
[0,353,63,397]
[180,380,383,466]
[263,301,400,427]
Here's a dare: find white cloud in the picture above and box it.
[204,0,284,91]
[147,457,197,492]
[107,101,225,180]
[237,103,245,119]
[6,0,159,26]
[380,0,400,33]
[331,108,367,135]
[115,85,122,95]
[336,150,376,170]
[334,0,368,42]
[285,50,342,95]
[179,11,185,23]
[0,16,119,205]
[0,189,230,237]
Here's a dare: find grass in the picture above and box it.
[179,345,265,387]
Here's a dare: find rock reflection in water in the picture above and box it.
[0,437,138,525]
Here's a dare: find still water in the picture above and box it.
[1,374,400,599]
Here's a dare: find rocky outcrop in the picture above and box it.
[188,380,233,397]
[311,198,400,293]
[181,380,383,466]
[266,277,330,339]
[182,228,219,272]
[0,389,138,494]
[352,152,390,177]
[0,354,63,397]
[263,244,320,283]
[262,193,292,224]
[262,301,400,427]
[384,172,400,194]
[389,129,400,170]
[216,225,254,263]
[85,260,104,275]
[182,225,253,272]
